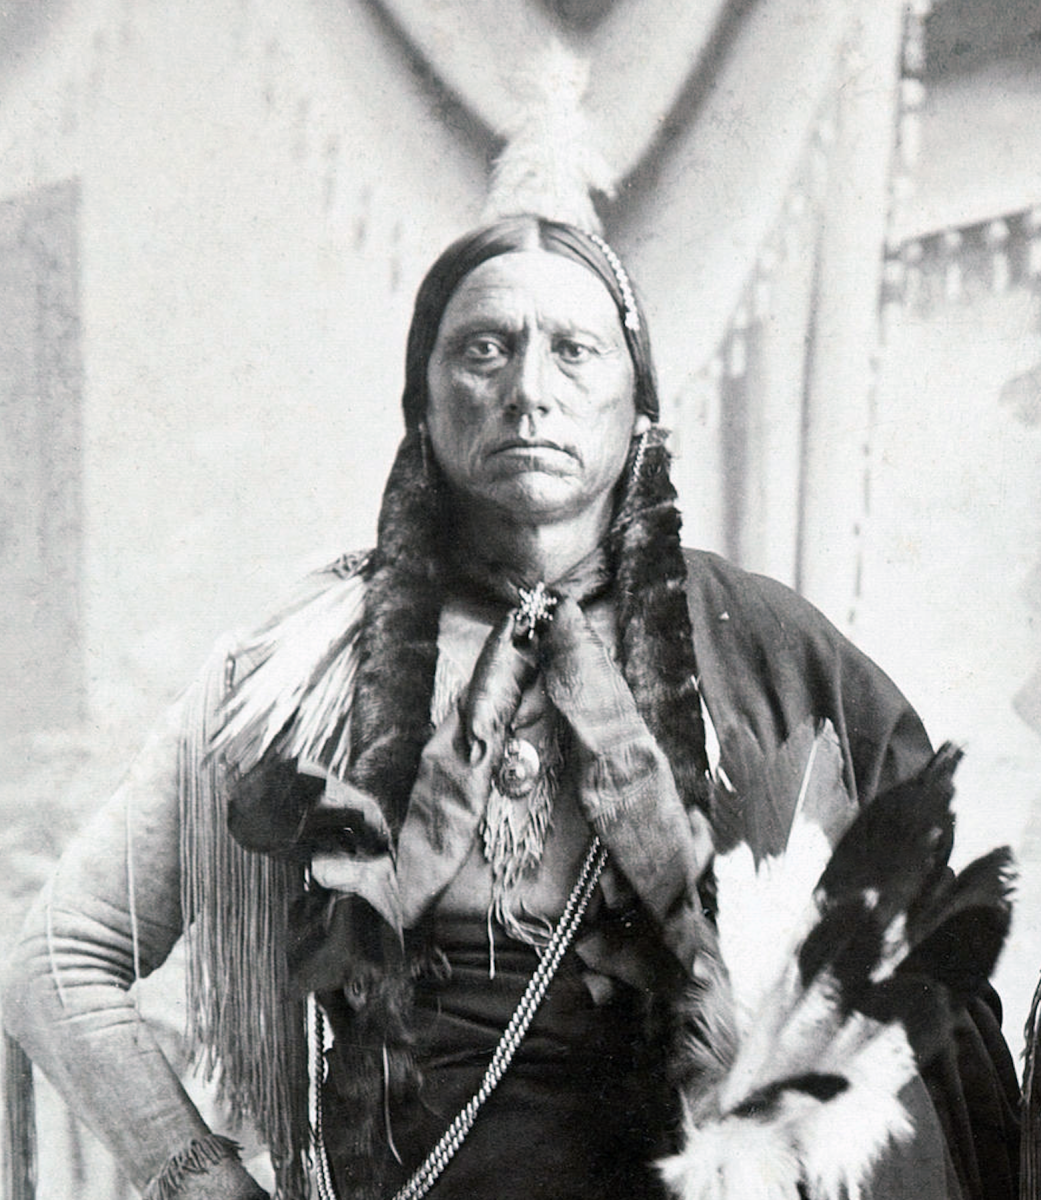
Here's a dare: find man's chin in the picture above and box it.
[474,475,581,519]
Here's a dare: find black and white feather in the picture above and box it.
[660,727,1014,1200]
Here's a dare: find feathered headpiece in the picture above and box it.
[482,39,616,233]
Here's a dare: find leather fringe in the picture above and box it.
[179,643,310,1200]
[212,552,371,777]
[142,1135,244,1200]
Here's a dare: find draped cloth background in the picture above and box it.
[0,0,949,720]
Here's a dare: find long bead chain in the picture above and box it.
[309,837,607,1200]
[310,996,338,1200]
[392,837,606,1200]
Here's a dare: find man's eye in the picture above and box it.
[554,338,593,363]
[462,337,507,363]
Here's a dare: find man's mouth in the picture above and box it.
[490,438,573,458]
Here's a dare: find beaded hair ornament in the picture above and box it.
[586,231,640,332]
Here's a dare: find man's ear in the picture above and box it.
[633,413,652,436]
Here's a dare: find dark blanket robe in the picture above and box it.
[680,550,1020,1200]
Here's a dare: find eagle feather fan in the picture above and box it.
[660,727,1013,1200]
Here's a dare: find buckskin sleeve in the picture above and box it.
[1,695,266,1199]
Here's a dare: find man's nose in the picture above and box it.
[504,340,551,417]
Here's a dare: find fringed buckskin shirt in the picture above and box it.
[2,551,1021,1199]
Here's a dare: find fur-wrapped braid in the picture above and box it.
[346,428,446,835]
[316,429,448,1199]
[610,429,712,817]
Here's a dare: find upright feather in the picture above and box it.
[483,39,616,233]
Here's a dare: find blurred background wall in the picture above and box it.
[1,0,1039,1193]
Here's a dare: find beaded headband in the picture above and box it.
[585,231,641,333]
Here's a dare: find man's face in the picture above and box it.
[425,250,640,528]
